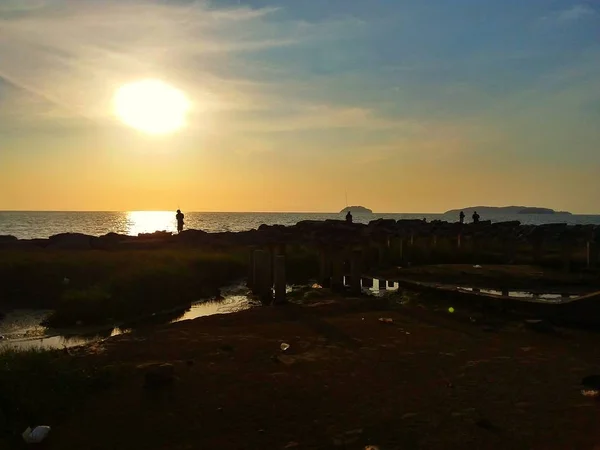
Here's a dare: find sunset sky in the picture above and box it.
[1,0,599,213]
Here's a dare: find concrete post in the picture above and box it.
[587,241,598,268]
[331,254,344,292]
[378,279,387,290]
[350,250,362,295]
[398,238,404,264]
[503,239,516,264]
[560,242,571,273]
[247,247,255,288]
[274,255,286,305]
[532,239,544,264]
[318,248,332,288]
[378,242,387,266]
[253,249,272,302]
[362,277,374,288]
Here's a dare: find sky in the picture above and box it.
[1,0,599,213]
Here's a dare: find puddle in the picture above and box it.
[456,286,579,303]
[0,284,253,351]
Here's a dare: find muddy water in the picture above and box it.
[0,284,254,351]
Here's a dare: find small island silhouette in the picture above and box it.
[340,206,372,214]
[444,206,572,216]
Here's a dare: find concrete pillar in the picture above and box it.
[457,234,462,249]
[378,279,387,290]
[378,242,388,266]
[318,249,332,288]
[350,250,362,295]
[560,242,572,273]
[501,288,509,297]
[472,238,480,263]
[331,254,344,292]
[274,255,286,305]
[253,249,272,302]
[247,247,255,288]
[398,238,404,264]
[532,239,544,264]
[587,241,599,268]
[503,239,516,264]
[362,277,374,288]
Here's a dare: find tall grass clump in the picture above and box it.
[0,249,247,326]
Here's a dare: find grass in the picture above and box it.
[0,247,326,327]
[0,249,247,327]
[0,347,122,443]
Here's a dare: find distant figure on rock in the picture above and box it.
[176,209,185,233]
[345,211,353,224]
[459,211,465,224]
[472,211,480,224]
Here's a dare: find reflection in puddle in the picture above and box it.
[342,277,399,295]
[456,286,578,303]
[0,284,253,351]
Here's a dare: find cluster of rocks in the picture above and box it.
[0,219,598,251]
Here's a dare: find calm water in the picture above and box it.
[0,284,253,351]
[1,211,600,240]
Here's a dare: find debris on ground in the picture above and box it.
[22,426,51,444]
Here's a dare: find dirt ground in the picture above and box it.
[24,292,600,450]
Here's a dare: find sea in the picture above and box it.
[1,211,600,240]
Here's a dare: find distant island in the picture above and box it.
[444,206,572,216]
[340,206,372,214]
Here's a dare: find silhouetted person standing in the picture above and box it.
[472,211,480,224]
[459,211,465,224]
[345,211,353,224]
[176,209,185,233]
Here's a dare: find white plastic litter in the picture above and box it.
[473,265,482,269]
[22,426,51,444]
[280,343,290,351]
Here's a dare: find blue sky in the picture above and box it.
[0,0,599,212]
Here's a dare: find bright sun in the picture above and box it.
[113,79,191,135]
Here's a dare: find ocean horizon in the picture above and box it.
[1,210,600,240]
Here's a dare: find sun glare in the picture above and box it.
[113,79,191,135]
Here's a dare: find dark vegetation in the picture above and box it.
[0,247,323,328]
[0,249,248,327]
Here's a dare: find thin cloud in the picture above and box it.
[0,0,361,128]
[558,4,596,21]
[538,4,596,25]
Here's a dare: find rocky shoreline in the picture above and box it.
[0,219,598,251]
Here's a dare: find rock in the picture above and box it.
[47,232,94,250]
[141,363,175,388]
[0,235,17,243]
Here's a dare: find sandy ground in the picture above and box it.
[25,293,600,450]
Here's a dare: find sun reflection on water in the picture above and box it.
[126,211,176,236]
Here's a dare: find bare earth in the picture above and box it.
[40,296,600,450]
